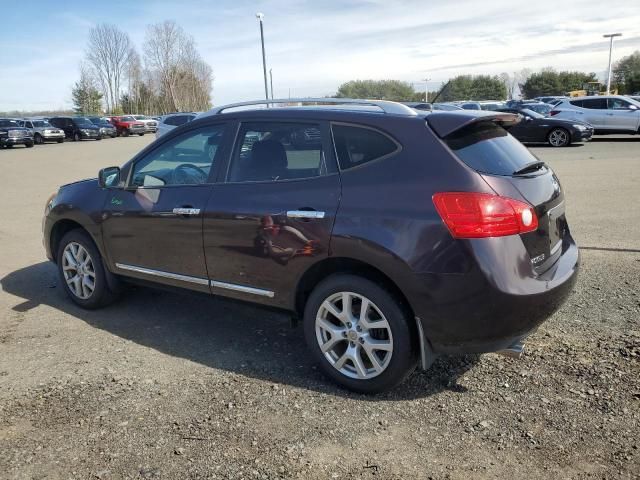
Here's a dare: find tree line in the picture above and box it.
[334,51,640,102]
[72,21,212,116]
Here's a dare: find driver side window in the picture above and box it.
[130,124,227,187]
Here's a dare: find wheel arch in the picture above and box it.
[49,219,89,264]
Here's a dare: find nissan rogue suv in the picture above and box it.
[550,95,640,134]
[42,98,579,393]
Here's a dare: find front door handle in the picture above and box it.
[172,207,201,215]
[287,210,325,219]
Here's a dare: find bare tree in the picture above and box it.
[86,24,132,113]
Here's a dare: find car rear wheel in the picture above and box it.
[303,274,417,393]
[56,229,119,309]
[123,129,130,137]
[26,142,33,148]
[57,138,64,143]
[138,133,145,136]
[548,128,570,147]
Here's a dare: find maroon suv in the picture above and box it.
[42,99,579,393]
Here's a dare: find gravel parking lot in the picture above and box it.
[0,136,638,479]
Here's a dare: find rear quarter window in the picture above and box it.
[332,124,399,170]
[444,122,540,176]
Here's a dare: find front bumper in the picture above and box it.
[43,132,65,140]
[128,126,146,134]
[143,125,157,133]
[1,136,33,146]
[81,130,100,139]
[572,128,594,142]
[410,233,579,356]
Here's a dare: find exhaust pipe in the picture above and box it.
[498,340,525,359]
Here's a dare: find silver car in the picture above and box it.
[19,118,65,144]
[155,113,197,138]
[131,115,158,133]
[550,95,640,134]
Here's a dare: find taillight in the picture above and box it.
[549,110,560,116]
[432,192,538,238]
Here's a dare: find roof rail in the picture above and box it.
[202,98,418,117]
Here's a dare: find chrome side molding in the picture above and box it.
[115,263,209,286]
[211,280,275,298]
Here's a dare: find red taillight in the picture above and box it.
[432,192,538,238]
[549,110,560,116]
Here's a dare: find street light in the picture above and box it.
[256,12,269,101]
[603,33,622,95]
[423,78,430,102]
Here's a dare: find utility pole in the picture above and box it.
[256,13,269,101]
[269,69,274,100]
[424,78,430,102]
[603,33,622,94]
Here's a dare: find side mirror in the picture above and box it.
[628,104,638,111]
[98,166,121,188]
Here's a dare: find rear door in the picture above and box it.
[203,119,340,308]
[579,98,608,129]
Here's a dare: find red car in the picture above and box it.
[108,116,146,137]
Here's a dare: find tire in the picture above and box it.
[73,132,81,142]
[548,128,570,147]
[303,274,418,394]
[138,133,145,136]
[26,142,34,148]
[96,137,102,141]
[123,129,130,137]
[111,134,116,138]
[56,229,119,309]
[57,138,64,143]
[34,133,43,145]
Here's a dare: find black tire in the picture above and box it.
[138,133,145,136]
[73,132,81,142]
[110,134,117,138]
[96,137,102,141]
[547,128,570,147]
[34,133,43,145]
[26,142,34,148]
[123,129,130,137]
[56,229,119,309]
[5,144,13,148]
[303,274,418,394]
[57,138,64,143]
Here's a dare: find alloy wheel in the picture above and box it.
[315,292,393,379]
[62,242,96,300]
[549,129,568,147]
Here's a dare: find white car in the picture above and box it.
[131,115,158,133]
[155,113,197,139]
[550,95,640,134]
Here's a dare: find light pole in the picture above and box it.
[424,78,430,102]
[256,13,269,101]
[603,33,622,95]
[269,68,274,100]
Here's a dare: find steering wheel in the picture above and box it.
[171,163,208,185]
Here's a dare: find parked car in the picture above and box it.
[506,101,552,116]
[131,115,158,133]
[459,102,482,110]
[108,116,146,137]
[432,103,463,111]
[402,102,432,111]
[49,117,101,141]
[479,101,506,111]
[0,118,33,148]
[497,108,593,147]
[19,118,65,144]
[88,117,117,138]
[627,95,640,103]
[155,112,197,138]
[550,95,640,134]
[534,96,568,104]
[42,98,579,393]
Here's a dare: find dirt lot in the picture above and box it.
[0,135,638,479]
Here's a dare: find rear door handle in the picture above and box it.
[287,210,325,219]
[172,207,201,215]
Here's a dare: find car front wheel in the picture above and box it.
[548,128,570,147]
[56,229,119,309]
[303,274,417,393]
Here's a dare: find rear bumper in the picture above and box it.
[410,233,579,355]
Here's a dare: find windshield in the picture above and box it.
[444,121,542,176]
[33,120,51,127]
[0,119,20,128]
[121,116,135,122]
[73,117,93,126]
[526,104,552,115]
[521,109,544,119]
[133,115,148,120]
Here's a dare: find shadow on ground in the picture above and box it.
[1,262,480,401]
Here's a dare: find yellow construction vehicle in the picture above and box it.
[567,82,618,97]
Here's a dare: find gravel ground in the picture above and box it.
[0,136,638,479]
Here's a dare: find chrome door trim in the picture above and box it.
[115,263,210,286]
[211,280,275,298]
[286,210,325,219]
[172,207,201,215]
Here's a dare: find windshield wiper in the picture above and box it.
[513,160,546,176]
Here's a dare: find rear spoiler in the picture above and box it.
[425,111,521,138]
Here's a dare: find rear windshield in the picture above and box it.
[444,121,540,176]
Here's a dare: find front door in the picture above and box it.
[102,123,231,292]
[607,98,640,131]
[203,120,341,308]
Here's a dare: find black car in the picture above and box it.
[42,99,579,393]
[0,118,33,148]
[497,108,593,147]
[88,117,117,138]
[49,117,101,141]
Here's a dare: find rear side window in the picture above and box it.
[581,98,607,109]
[332,124,399,170]
[569,100,583,107]
[445,122,540,176]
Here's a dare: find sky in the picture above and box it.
[1,0,639,111]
